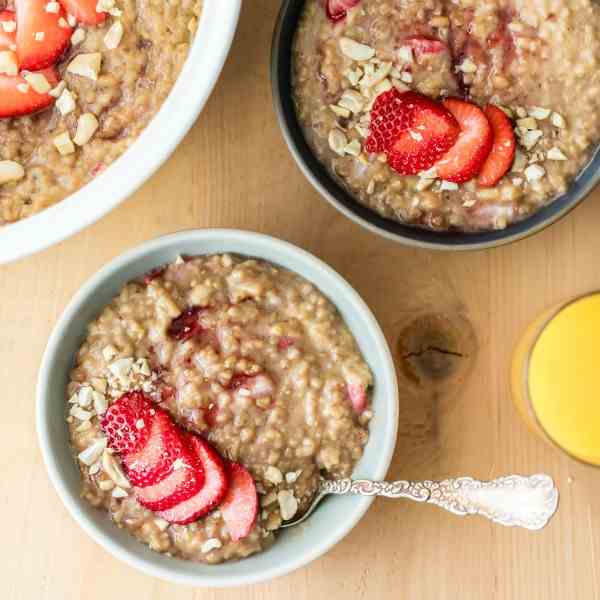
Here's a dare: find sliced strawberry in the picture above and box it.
[323,0,360,22]
[229,373,275,399]
[347,383,368,414]
[477,105,516,188]
[16,0,72,71]
[0,11,17,51]
[100,391,155,456]
[220,463,258,542]
[134,445,204,511]
[434,98,493,184]
[0,67,58,117]
[158,435,228,525]
[387,92,460,175]
[366,90,460,175]
[58,0,107,25]
[167,306,203,342]
[405,36,447,59]
[365,89,413,154]
[123,410,189,487]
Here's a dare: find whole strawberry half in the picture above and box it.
[0,67,59,118]
[123,410,191,487]
[220,462,258,542]
[434,98,494,184]
[101,391,155,455]
[158,435,228,525]
[366,90,460,175]
[323,0,360,22]
[477,104,516,188]
[16,0,72,71]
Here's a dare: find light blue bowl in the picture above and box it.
[36,229,399,587]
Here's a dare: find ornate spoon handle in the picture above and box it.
[320,474,558,530]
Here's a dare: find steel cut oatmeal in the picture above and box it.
[0,0,202,225]
[293,0,600,232]
[66,254,374,564]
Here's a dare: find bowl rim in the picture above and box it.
[35,228,399,587]
[270,0,600,252]
[0,0,242,265]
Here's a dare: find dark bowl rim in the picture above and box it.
[270,0,600,251]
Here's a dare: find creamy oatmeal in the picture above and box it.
[67,254,373,563]
[293,0,600,231]
[0,0,201,225]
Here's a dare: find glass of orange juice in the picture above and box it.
[511,293,600,466]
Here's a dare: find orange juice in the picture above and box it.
[511,294,600,466]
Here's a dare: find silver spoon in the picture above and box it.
[280,473,558,531]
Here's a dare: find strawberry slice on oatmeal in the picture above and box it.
[0,66,58,117]
[15,0,72,71]
[58,0,107,25]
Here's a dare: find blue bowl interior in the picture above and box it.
[36,230,399,587]
[271,0,600,250]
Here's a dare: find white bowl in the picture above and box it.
[36,229,399,587]
[0,1,241,265]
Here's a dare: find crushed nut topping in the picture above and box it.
[0,161,25,185]
[67,53,102,81]
[73,112,99,146]
[339,37,375,61]
[54,131,76,156]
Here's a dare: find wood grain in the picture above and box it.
[2,2,600,598]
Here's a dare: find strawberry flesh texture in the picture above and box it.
[229,373,275,399]
[405,36,447,59]
[0,11,16,51]
[0,66,59,118]
[167,306,204,342]
[220,462,258,541]
[158,435,228,525]
[477,104,516,187]
[367,90,460,176]
[277,336,296,351]
[123,410,189,487]
[365,89,413,154]
[323,0,360,22]
[16,0,72,71]
[387,92,460,175]
[101,391,155,456]
[58,0,107,25]
[134,443,204,511]
[434,98,493,184]
[346,383,368,414]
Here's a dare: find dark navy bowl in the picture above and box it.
[271,0,600,251]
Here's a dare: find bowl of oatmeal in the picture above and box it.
[0,0,241,264]
[36,229,398,586]
[272,0,600,250]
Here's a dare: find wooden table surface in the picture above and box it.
[3,3,600,599]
